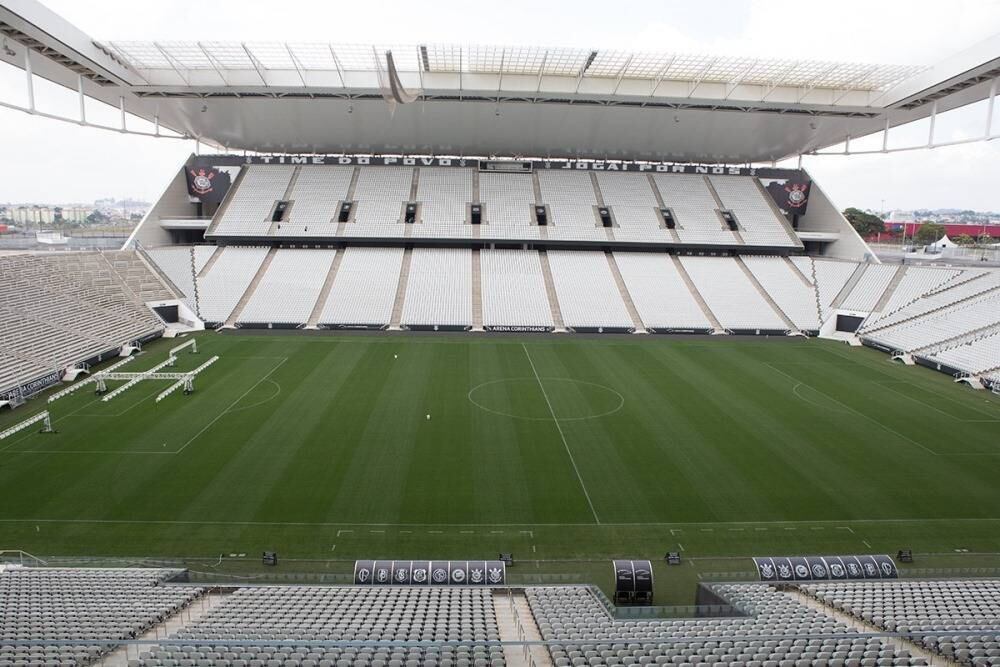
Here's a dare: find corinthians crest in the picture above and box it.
[354,559,505,586]
[754,555,898,581]
[189,168,215,195]
[185,165,231,203]
[784,182,809,208]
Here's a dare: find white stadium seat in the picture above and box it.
[196,246,270,323]
[401,248,473,327]
[480,172,535,226]
[653,174,736,245]
[538,171,599,228]
[612,252,712,330]
[319,247,405,327]
[480,249,554,329]
[238,249,336,325]
[709,176,796,246]
[679,256,787,330]
[352,167,413,226]
[285,166,353,228]
[418,168,473,225]
[741,255,820,330]
[212,166,295,236]
[546,251,632,329]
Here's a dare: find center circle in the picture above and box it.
[468,377,625,421]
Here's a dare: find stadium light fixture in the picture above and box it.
[2,38,16,57]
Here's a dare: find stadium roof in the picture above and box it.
[2,0,999,162]
[105,42,922,93]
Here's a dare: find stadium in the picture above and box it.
[1,1,1000,665]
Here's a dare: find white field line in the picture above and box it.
[765,362,939,456]
[522,343,600,525]
[0,517,998,528]
[173,357,288,454]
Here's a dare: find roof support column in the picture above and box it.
[23,47,34,112]
[77,74,86,124]
[985,78,997,138]
[927,99,938,147]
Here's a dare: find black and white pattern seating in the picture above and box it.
[0,567,203,666]
[526,584,927,667]
[139,587,505,667]
[802,580,1000,666]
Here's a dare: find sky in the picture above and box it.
[1,0,999,211]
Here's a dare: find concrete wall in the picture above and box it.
[797,172,877,262]
[124,155,199,249]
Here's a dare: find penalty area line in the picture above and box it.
[173,357,288,455]
[765,362,940,456]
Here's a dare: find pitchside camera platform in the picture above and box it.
[753,554,898,582]
[353,560,506,586]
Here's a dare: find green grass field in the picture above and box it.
[2,332,999,603]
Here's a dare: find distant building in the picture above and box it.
[885,221,1000,240]
[60,206,91,223]
[12,205,54,225]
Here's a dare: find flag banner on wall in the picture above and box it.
[185,166,232,203]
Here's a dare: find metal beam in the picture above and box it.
[647,54,677,99]
[927,99,938,146]
[687,57,718,97]
[197,42,231,86]
[724,59,758,100]
[611,54,634,96]
[152,41,191,86]
[286,43,307,87]
[535,50,548,95]
[327,45,346,87]
[831,64,881,105]
[77,73,85,124]
[794,63,841,103]
[23,46,34,111]
[985,77,997,137]
[242,43,268,86]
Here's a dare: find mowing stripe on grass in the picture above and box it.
[522,343,601,525]
[174,357,288,454]
[2,517,999,527]
[764,362,939,456]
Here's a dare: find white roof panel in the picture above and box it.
[105,41,924,92]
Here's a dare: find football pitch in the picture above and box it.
[2,332,1000,603]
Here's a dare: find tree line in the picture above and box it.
[843,207,994,246]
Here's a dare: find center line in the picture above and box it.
[522,343,601,525]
